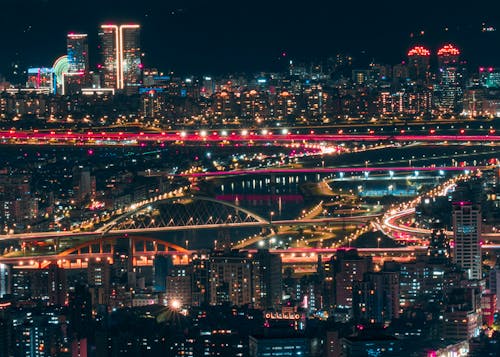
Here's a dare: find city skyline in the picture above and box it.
[0,2,500,356]
[2,1,500,76]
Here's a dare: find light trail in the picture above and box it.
[0,130,498,145]
[179,165,491,178]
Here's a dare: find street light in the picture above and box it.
[270,211,275,223]
[377,237,381,249]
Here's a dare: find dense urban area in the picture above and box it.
[0,11,499,357]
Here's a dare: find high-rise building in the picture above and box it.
[166,263,192,307]
[407,45,430,84]
[209,252,253,306]
[87,260,111,307]
[65,33,89,94]
[120,24,142,93]
[208,250,282,308]
[329,249,372,308]
[452,202,482,280]
[435,44,463,113]
[99,24,142,93]
[67,33,89,73]
[191,254,210,307]
[48,263,66,306]
[99,25,119,89]
[352,271,400,324]
[251,250,282,310]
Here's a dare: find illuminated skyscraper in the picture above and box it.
[67,33,89,73]
[120,24,142,93]
[453,202,481,280]
[407,45,430,84]
[435,44,463,113]
[99,24,142,93]
[99,25,119,89]
[65,33,89,94]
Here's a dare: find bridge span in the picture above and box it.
[179,165,491,178]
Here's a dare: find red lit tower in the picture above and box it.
[407,46,431,84]
[436,44,463,113]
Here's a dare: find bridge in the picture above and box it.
[0,196,376,243]
[1,168,498,269]
[0,195,377,266]
[0,130,498,146]
[6,242,500,270]
[178,165,491,178]
[0,235,191,269]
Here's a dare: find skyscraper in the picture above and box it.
[67,33,89,73]
[99,25,119,89]
[120,24,142,93]
[452,202,482,280]
[407,45,430,84]
[99,24,142,93]
[435,44,463,113]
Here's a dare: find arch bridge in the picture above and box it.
[102,195,270,234]
[3,235,191,269]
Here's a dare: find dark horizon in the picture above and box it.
[2,0,500,76]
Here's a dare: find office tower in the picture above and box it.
[99,25,119,89]
[99,24,142,93]
[67,33,89,73]
[435,44,463,113]
[65,33,89,94]
[120,24,142,93]
[407,45,430,84]
[452,202,482,280]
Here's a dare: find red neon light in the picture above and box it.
[408,46,430,57]
[438,44,460,56]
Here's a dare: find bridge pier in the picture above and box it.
[270,174,277,194]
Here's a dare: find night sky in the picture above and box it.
[1,0,500,76]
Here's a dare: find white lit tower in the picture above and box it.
[99,24,142,94]
[452,201,482,280]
